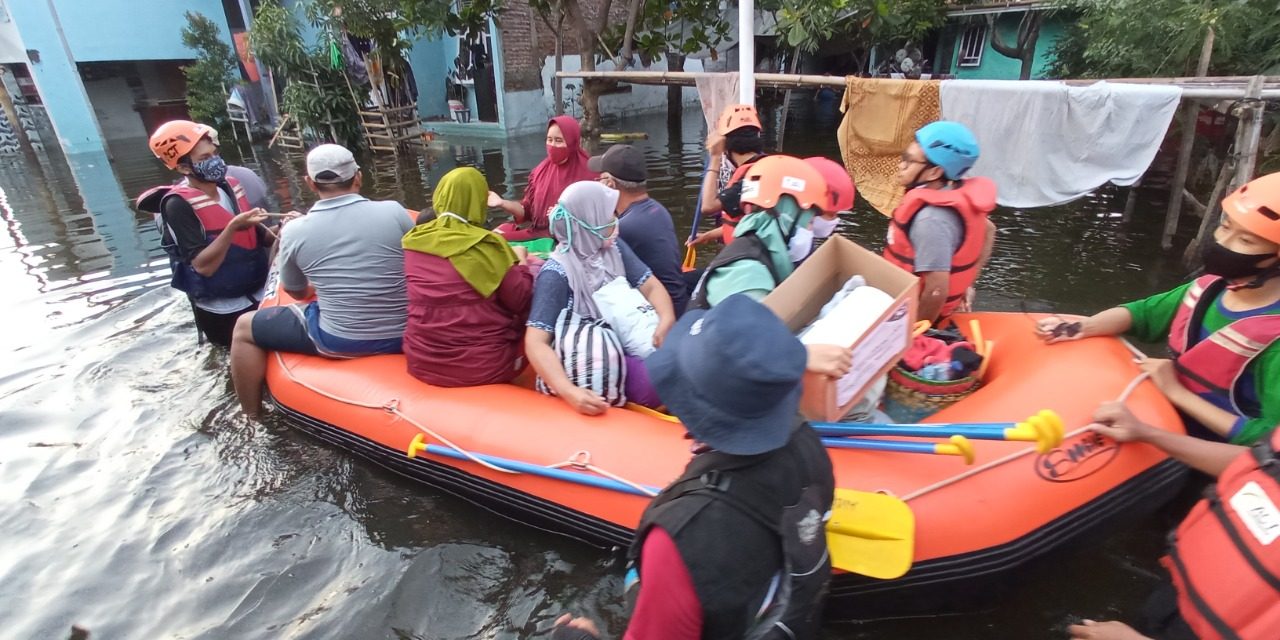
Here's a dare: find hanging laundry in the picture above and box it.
[340,32,370,86]
[939,80,1182,208]
[694,72,741,130]
[836,78,942,216]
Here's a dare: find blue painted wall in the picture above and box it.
[7,1,104,153]
[407,35,454,120]
[950,13,1065,80]
[54,0,232,62]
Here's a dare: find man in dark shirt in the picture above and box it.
[590,144,689,315]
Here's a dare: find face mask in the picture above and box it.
[547,145,572,165]
[812,215,839,239]
[788,225,815,263]
[189,155,228,183]
[1201,241,1277,280]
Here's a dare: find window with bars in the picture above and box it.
[957,25,987,67]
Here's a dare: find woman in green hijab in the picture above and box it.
[402,167,535,387]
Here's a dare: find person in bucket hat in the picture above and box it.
[552,294,835,640]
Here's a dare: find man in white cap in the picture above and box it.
[229,144,415,418]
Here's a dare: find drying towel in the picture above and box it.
[837,78,942,216]
[939,80,1182,208]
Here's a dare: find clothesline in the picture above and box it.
[555,71,1280,100]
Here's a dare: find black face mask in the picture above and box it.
[1201,241,1277,280]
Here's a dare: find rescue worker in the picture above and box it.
[1037,172,1280,446]
[884,121,998,326]
[688,104,768,247]
[135,120,271,347]
[1068,403,1280,640]
[551,294,835,640]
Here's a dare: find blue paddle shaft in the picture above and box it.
[821,438,946,454]
[813,424,1011,440]
[424,444,659,497]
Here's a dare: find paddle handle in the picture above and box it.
[416,442,660,497]
[816,424,1019,441]
[823,435,975,464]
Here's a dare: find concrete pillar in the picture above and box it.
[7,0,106,155]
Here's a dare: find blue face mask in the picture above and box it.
[189,155,228,183]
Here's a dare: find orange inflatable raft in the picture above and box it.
[264,294,1186,618]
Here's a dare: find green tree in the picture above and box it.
[768,0,945,66]
[181,11,238,131]
[608,0,730,121]
[1046,0,1280,79]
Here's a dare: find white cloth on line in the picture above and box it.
[939,80,1182,208]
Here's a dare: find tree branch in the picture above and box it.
[986,15,1020,59]
[618,0,645,66]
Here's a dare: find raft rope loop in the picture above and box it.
[899,369,1151,503]
[273,353,658,496]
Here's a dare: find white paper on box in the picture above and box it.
[833,300,911,406]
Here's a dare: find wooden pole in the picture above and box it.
[1231,75,1265,191]
[1160,27,1214,250]
[1182,153,1234,267]
[0,67,33,154]
[1122,176,1142,223]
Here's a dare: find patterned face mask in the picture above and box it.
[189,155,228,183]
[549,203,618,254]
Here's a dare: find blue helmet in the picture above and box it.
[915,121,979,180]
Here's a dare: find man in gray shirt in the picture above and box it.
[229,144,414,418]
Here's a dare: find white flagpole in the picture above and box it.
[738,0,755,105]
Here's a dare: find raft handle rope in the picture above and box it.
[272,351,658,496]
[899,371,1150,503]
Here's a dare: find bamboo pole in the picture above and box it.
[554,70,1280,98]
[1160,27,1214,250]
[1182,154,1235,267]
[1231,75,1266,191]
[1122,176,1142,223]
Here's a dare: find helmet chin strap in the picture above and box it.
[1227,262,1280,290]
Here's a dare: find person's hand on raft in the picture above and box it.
[1034,314,1088,344]
[1067,619,1152,640]
[1088,401,1158,443]
[565,386,610,416]
[1137,358,1182,396]
[486,190,504,208]
[806,344,853,379]
[686,228,721,247]
[550,613,600,640]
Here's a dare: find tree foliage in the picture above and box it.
[1047,0,1280,79]
[765,0,944,57]
[181,11,238,131]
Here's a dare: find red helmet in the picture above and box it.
[717,104,762,136]
[149,120,215,169]
[739,155,828,212]
[803,156,856,213]
[1221,172,1280,246]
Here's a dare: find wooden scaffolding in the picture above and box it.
[358,102,428,153]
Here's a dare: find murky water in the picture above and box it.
[1,101,1200,639]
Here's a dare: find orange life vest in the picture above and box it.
[883,178,996,320]
[1162,428,1280,640]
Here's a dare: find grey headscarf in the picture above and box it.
[548,180,623,318]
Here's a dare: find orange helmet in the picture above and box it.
[739,155,828,212]
[1221,172,1280,246]
[717,104,762,136]
[149,120,215,169]
[803,156,856,213]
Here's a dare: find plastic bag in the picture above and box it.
[592,276,659,358]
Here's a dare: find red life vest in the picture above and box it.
[1162,428,1280,640]
[1168,275,1280,418]
[136,177,267,300]
[883,177,996,320]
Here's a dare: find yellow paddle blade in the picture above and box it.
[826,488,915,579]
[682,245,697,271]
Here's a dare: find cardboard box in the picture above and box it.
[763,235,920,421]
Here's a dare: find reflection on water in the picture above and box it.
[0,102,1195,639]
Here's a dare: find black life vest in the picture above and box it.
[626,425,835,640]
[688,233,783,311]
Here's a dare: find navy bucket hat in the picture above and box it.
[647,294,807,455]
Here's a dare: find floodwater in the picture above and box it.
[1,99,1200,639]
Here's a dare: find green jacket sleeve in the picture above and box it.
[1232,346,1280,445]
[1120,281,1193,344]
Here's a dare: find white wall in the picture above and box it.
[540,55,704,122]
[501,89,550,136]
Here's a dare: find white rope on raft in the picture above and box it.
[272,352,660,496]
[899,372,1151,503]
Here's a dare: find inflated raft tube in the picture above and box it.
[263,290,1186,619]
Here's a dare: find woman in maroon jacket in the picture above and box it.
[402,167,534,386]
